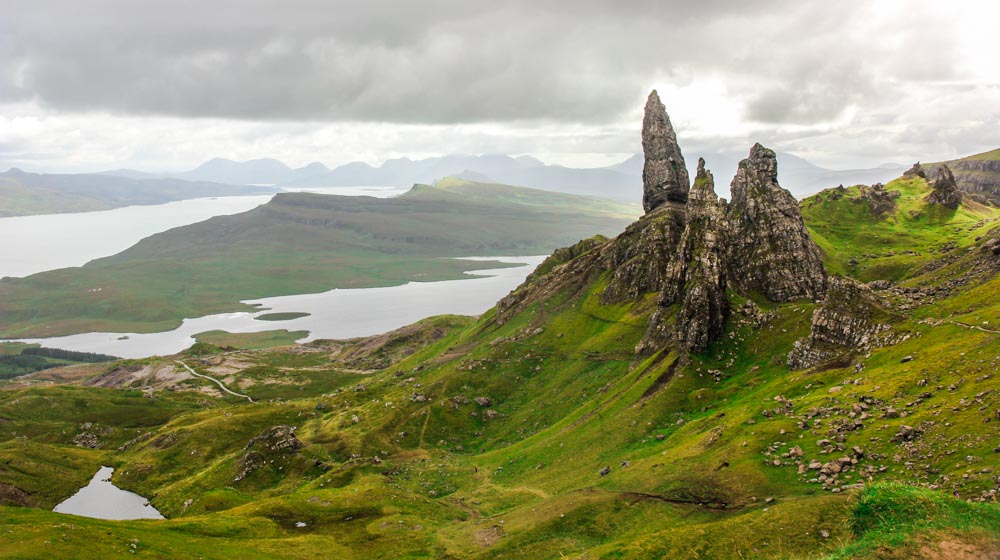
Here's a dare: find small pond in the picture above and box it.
[53,466,164,520]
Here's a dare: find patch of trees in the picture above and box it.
[0,354,56,379]
[21,347,118,363]
[0,347,119,379]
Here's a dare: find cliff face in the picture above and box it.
[725,143,828,303]
[655,159,729,354]
[925,151,1000,206]
[787,277,896,370]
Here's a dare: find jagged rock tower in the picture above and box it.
[500,90,830,357]
[642,90,690,212]
[725,143,828,302]
[638,98,827,354]
[660,158,729,353]
[926,164,963,209]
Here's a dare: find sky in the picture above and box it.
[1,0,998,174]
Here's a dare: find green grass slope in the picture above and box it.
[0,180,639,338]
[801,174,997,280]
[0,175,997,558]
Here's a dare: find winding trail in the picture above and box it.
[942,320,1000,335]
[174,360,254,402]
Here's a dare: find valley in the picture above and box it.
[0,180,638,340]
[0,94,996,559]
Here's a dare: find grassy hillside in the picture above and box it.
[802,175,997,280]
[0,173,996,558]
[0,180,639,338]
[0,169,278,217]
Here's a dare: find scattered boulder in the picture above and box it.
[72,432,100,449]
[235,426,303,482]
[892,425,920,443]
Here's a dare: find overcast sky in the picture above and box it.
[1,0,997,173]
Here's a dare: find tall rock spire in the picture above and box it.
[651,158,729,354]
[642,90,690,213]
[726,143,827,302]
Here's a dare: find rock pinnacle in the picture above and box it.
[642,90,690,212]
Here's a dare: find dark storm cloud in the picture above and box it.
[3,0,944,125]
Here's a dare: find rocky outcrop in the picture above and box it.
[601,206,686,303]
[642,159,729,354]
[641,90,689,212]
[902,162,926,179]
[725,144,828,302]
[498,97,830,358]
[788,277,897,370]
[925,154,1000,206]
[857,183,901,217]
[925,165,963,209]
[0,483,33,507]
[235,425,303,482]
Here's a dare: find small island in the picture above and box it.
[253,312,311,322]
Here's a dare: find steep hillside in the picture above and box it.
[0,180,639,338]
[0,95,996,559]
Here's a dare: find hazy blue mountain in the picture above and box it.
[102,151,907,202]
[292,151,905,202]
[179,158,293,185]
[289,154,639,202]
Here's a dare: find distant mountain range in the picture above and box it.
[6,148,993,218]
[101,153,909,202]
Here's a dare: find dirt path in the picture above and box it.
[174,360,254,402]
[942,320,1000,335]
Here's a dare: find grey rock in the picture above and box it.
[726,143,827,302]
[642,90,689,212]
[788,277,896,370]
[902,162,927,179]
[857,183,901,217]
[643,159,729,354]
[926,165,963,210]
